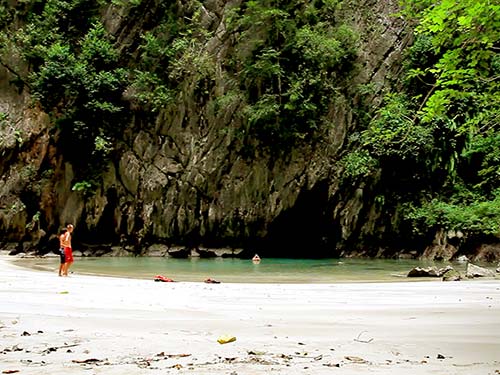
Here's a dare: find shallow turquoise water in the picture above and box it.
[13,256,475,283]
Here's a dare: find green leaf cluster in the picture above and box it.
[229,0,359,145]
[340,149,378,179]
[130,2,212,110]
[356,0,500,240]
[0,1,129,183]
[361,93,434,161]
[406,190,500,237]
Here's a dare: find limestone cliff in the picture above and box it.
[0,0,413,257]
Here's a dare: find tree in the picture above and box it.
[397,0,499,238]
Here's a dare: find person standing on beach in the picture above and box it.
[58,228,67,276]
[61,224,74,276]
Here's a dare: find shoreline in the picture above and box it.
[7,253,497,284]
[1,257,500,374]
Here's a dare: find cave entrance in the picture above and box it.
[262,181,337,258]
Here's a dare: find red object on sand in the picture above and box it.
[154,275,174,282]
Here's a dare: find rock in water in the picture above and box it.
[466,263,496,278]
[408,267,439,277]
[407,266,453,278]
[442,269,462,281]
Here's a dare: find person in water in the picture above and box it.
[58,228,67,276]
[61,224,74,276]
[252,254,261,263]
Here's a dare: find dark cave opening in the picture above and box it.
[77,188,120,246]
[259,181,339,258]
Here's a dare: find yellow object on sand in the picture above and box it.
[217,335,236,344]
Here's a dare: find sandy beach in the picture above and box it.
[1,256,499,374]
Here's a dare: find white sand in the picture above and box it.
[0,256,499,374]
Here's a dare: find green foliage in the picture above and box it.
[0,111,7,127]
[129,0,357,147]
[26,211,41,231]
[29,42,82,109]
[41,168,54,179]
[80,22,119,68]
[334,0,500,242]
[29,29,127,179]
[229,0,359,145]
[406,190,500,237]
[340,149,378,179]
[130,71,175,111]
[71,180,94,193]
[94,135,113,155]
[244,94,280,128]
[131,3,210,111]
[8,201,26,214]
[361,94,434,160]
[30,22,126,117]
[295,23,357,70]
[462,132,500,194]
[401,0,499,131]
[20,164,36,180]
[111,0,142,6]
[168,35,215,83]
[0,2,13,29]
[0,1,129,192]
[384,0,500,239]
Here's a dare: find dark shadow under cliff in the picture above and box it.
[257,182,339,258]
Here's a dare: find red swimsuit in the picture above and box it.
[64,247,74,263]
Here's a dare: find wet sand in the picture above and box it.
[1,256,499,374]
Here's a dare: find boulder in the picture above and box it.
[442,268,462,282]
[497,262,500,273]
[456,255,469,263]
[144,244,169,257]
[108,247,132,257]
[196,247,241,258]
[407,266,453,278]
[94,248,112,257]
[196,248,218,257]
[168,246,190,258]
[421,230,458,261]
[79,244,112,257]
[466,263,496,278]
[223,248,244,258]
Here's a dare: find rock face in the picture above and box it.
[0,0,449,257]
[421,230,459,261]
[471,244,500,263]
